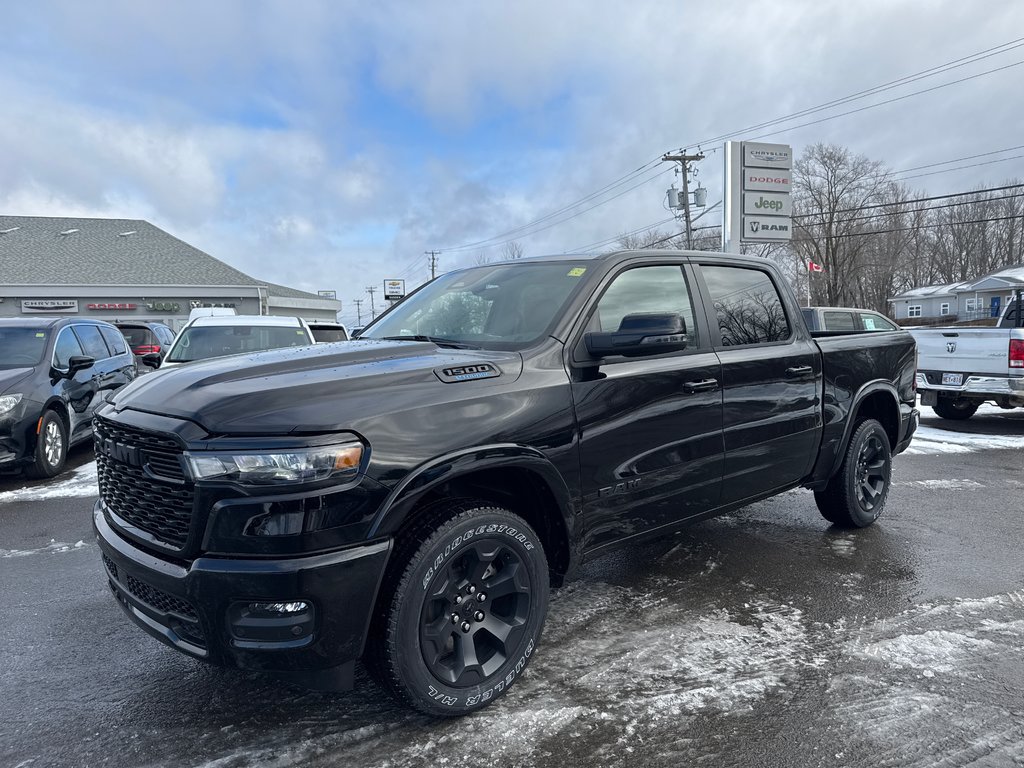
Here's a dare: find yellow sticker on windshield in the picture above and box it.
[297,330,305,335]
[35,332,46,337]
[567,267,587,277]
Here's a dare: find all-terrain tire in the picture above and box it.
[25,410,67,479]
[366,500,549,717]
[814,418,892,528]
[932,398,979,421]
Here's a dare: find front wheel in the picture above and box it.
[932,397,979,420]
[814,418,892,528]
[367,501,549,716]
[25,411,67,479]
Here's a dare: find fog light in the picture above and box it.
[250,601,309,614]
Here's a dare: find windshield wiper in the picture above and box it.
[377,335,482,350]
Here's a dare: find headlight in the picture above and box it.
[0,394,23,416]
[185,442,363,485]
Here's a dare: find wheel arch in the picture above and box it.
[368,445,580,584]
[828,382,901,478]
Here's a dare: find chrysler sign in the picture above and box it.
[22,299,78,313]
[742,142,792,170]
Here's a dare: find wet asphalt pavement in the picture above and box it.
[1,408,1023,768]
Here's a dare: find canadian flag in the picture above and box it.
[808,260,824,272]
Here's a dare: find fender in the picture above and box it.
[366,443,580,572]
[808,380,901,488]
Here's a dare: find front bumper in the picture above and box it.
[894,402,919,456]
[94,503,391,690]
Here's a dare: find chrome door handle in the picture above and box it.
[683,378,719,393]
[786,366,813,377]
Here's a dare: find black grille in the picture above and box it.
[124,573,198,621]
[97,453,195,548]
[94,416,185,481]
[102,553,118,581]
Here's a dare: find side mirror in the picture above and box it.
[585,313,688,358]
[66,355,95,377]
[141,353,162,369]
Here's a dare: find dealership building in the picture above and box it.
[0,215,341,329]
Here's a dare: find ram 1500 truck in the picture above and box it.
[94,250,918,716]
[910,294,1024,419]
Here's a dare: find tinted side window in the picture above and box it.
[823,311,857,331]
[311,328,349,342]
[592,265,698,346]
[701,266,790,346]
[99,326,128,355]
[53,328,85,368]
[73,325,111,360]
[159,326,176,345]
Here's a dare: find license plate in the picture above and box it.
[941,372,963,386]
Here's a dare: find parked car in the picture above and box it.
[0,317,135,477]
[94,250,917,716]
[308,321,350,343]
[114,321,176,365]
[910,293,1024,419]
[159,315,315,369]
[802,306,899,332]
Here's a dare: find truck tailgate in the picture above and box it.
[911,328,1012,377]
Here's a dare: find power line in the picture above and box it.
[796,213,1023,240]
[893,154,1024,181]
[567,216,678,253]
[691,37,1024,147]
[890,144,1024,175]
[792,182,1024,219]
[796,191,1024,228]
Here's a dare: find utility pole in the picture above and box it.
[662,151,705,249]
[426,250,440,279]
[352,298,363,325]
[365,286,377,318]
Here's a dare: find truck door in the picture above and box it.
[693,263,821,505]
[570,262,724,551]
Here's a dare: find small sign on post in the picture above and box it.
[723,140,794,252]
[384,279,406,301]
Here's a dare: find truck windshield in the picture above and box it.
[0,327,49,368]
[361,262,590,349]
[167,325,313,363]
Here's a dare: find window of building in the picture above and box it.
[907,305,922,318]
[965,298,977,313]
[939,302,950,315]
[701,266,790,346]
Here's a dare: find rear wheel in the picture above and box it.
[933,397,979,420]
[25,410,67,479]
[814,418,892,528]
[367,501,549,716]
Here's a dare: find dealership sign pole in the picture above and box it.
[722,141,793,253]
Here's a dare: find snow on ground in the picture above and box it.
[0,539,91,558]
[902,479,984,490]
[0,461,97,503]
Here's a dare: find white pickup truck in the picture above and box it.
[911,297,1024,419]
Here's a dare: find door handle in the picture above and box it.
[683,378,718,393]
[786,366,814,377]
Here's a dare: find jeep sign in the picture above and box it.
[743,191,792,216]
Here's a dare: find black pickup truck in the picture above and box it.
[93,250,917,716]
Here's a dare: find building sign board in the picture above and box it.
[743,168,792,192]
[87,303,137,310]
[744,217,792,240]
[21,299,78,313]
[743,191,793,217]
[317,290,337,299]
[742,142,793,170]
[384,279,406,301]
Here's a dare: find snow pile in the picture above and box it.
[0,539,90,558]
[903,426,1024,455]
[0,461,98,503]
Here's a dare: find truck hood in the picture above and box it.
[0,367,35,396]
[110,340,524,435]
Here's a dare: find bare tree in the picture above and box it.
[501,240,525,260]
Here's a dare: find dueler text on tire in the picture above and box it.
[25,410,67,479]
[367,501,549,716]
[814,418,892,528]
[932,398,979,420]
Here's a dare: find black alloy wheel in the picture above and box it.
[814,418,892,528]
[367,501,549,716]
[419,538,533,687]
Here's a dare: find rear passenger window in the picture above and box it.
[859,312,896,331]
[823,311,857,331]
[73,325,111,360]
[99,326,128,355]
[53,328,85,369]
[701,266,790,346]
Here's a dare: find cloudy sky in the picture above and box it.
[2,1,1022,325]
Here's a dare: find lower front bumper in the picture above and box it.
[94,503,392,690]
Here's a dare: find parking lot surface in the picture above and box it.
[1,407,1022,768]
